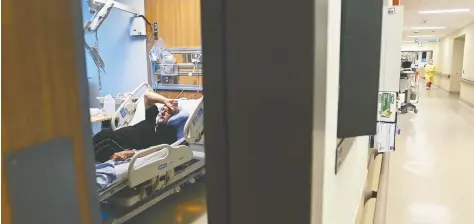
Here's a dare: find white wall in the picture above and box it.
[434,76,451,91]
[82,0,148,97]
[379,6,404,92]
[315,0,369,223]
[82,0,147,134]
[435,22,474,104]
[401,42,437,52]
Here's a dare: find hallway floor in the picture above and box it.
[386,86,474,224]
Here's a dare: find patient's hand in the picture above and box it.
[110,150,135,161]
[164,99,178,113]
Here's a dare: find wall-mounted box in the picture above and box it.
[130,16,146,36]
[337,0,383,138]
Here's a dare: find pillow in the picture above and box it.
[167,107,190,140]
[168,107,190,126]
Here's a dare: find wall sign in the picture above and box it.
[388,7,396,15]
[375,122,396,152]
[377,91,397,123]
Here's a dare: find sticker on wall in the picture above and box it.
[377,91,397,123]
[375,122,396,152]
[388,7,396,15]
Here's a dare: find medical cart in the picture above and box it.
[399,69,419,114]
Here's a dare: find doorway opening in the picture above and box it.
[450,34,465,95]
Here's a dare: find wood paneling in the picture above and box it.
[155,90,203,99]
[145,0,202,48]
[2,0,93,223]
[179,76,203,85]
[156,75,202,85]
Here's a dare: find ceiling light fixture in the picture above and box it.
[418,9,471,14]
[411,27,445,30]
[408,35,433,37]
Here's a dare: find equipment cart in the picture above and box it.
[399,69,419,114]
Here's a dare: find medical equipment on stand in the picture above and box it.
[83,0,153,90]
[399,68,419,114]
[95,83,205,224]
[149,38,203,88]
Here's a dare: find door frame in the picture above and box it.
[202,0,328,223]
[450,34,466,93]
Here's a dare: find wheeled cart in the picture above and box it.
[399,69,419,114]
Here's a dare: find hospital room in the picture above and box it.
[3,0,474,224]
[85,0,206,223]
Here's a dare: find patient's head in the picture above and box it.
[158,105,179,124]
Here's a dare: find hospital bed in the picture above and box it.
[96,83,205,224]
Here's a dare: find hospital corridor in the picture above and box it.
[3,0,474,223]
[386,88,474,224]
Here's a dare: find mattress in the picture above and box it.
[97,98,203,192]
[97,148,204,191]
[96,148,169,190]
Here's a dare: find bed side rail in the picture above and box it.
[127,144,193,187]
[184,97,204,144]
[112,82,152,130]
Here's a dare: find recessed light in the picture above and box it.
[411,27,446,30]
[407,35,436,38]
[418,9,471,14]
[415,40,429,43]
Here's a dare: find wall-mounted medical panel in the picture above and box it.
[379,6,404,92]
[337,0,383,138]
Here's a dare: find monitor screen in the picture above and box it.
[401,61,412,69]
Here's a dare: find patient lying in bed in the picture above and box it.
[93,92,189,163]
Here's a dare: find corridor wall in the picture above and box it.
[316,0,370,223]
[434,22,474,106]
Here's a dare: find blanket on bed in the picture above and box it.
[96,159,133,189]
[96,161,117,189]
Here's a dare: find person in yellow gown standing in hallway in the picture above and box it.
[425,59,438,90]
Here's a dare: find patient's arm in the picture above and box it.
[144,91,178,111]
[110,148,158,161]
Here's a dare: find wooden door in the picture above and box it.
[2,0,99,223]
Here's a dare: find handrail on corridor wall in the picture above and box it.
[373,152,390,224]
[436,72,450,78]
[461,77,474,85]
